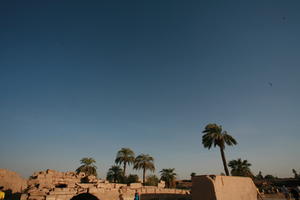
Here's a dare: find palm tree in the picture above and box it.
[160,168,177,188]
[292,169,299,179]
[228,158,253,177]
[133,154,155,184]
[115,148,135,176]
[202,123,237,176]
[106,165,123,183]
[76,157,97,177]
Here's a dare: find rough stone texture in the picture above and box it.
[157,181,166,188]
[129,183,142,189]
[192,175,257,200]
[0,169,27,193]
[21,170,190,200]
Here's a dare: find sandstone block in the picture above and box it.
[28,195,45,200]
[21,194,29,200]
[45,195,56,200]
[192,175,257,200]
[157,181,165,188]
[129,183,142,189]
[0,169,28,193]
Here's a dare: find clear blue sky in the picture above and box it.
[0,0,300,179]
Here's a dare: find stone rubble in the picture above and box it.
[0,169,27,193]
[19,169,188,200]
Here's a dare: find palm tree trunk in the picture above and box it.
[220,147,230,176]
[143,168,146,185]
[123,163,126,176]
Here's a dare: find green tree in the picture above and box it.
[115,148,135,176]
[160,168,177,188]
[127,174,139,184]
[228,158,253,177]
[145,175,159,186]
[106,165,123,183]
[76,157,97,177]
[133,154,155,184]
[202,123,237,176]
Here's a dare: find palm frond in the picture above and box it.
[115,148,135,165]
[228,158,252,177]
[133,154,155,171]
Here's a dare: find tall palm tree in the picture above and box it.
[202,123,237,176]
[133,154,155,184]
[76,157,97,177]
[160,168,177,188]
[106,165,123,183]
[115,148,135,176]
[228,158,252,177]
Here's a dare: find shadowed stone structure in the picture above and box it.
[70,193,99,200]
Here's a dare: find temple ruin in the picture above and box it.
[15,169,189,200]
[1,169,259,200]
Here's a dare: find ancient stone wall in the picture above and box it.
[192,175,257,200]
[20,170,189,200]
[0,169,27,193]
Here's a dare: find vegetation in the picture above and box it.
[264,174,276,180]
[115,148,135,176]
[106,165,123,183]
[292,169,300,179]
[228,158,253,177]
[134,154,155,184]
[255,171,264,180]
[190,172,196,178]
[127,174,139,184]
[76,157,97,177]
[160,168,177,188]
[145,175,159,186]
[202,123,237,176]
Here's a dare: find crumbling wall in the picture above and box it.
[27,169,83,189]
[22,169,102,200]
[21,170,189,200]
[192,175,257,200]
[0,169,27,193]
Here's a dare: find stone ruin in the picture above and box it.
[19,169,189,200]
[22,169,88,200]
[192,175,257,200]
[1,169,260,200]
[0,169,27,193]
